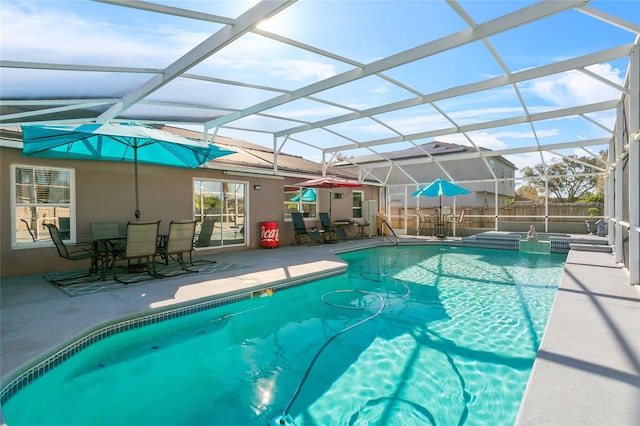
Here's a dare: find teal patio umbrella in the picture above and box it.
[411,178,471,210]
[22,122,235,219]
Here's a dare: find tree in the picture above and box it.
[521,153,606,203]
[516,184,540,201]
[330,151,352,164]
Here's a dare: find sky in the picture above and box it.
[1,0,639,176]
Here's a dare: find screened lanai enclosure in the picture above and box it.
[1,0,638,285]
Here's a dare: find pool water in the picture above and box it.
[3,246,566,425]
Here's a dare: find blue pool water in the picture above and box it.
[3,246,566,425]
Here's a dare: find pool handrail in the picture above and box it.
[380,219,399,245]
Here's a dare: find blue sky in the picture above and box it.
[1,1,639,173]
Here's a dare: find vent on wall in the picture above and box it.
[334,193,343,199]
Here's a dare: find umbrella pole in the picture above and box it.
[134,149,140,220]
[329,186,336,234]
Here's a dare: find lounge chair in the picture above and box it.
[111,221,161,283]
[43,223,102,282]
[291,212,322,245]
[156,220,198,275]
[318,212,336,242]
[291,212,310,245]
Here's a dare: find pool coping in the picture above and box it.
[1,236,638,425]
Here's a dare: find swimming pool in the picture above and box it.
[2,245,566,425]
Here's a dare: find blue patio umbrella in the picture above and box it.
[411,178,471,210]
[22,122,235,219]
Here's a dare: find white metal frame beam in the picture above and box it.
[207,0,584,129]
[275,43,631,140]
[328,101,618,155]
[96,0,295,123]
[627,43,639,285]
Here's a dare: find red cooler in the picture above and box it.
[260,221,279,248]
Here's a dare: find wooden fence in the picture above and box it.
[387,203,603,235]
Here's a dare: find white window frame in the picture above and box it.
[11,164,76,248]
[352,190,364,218]
[284,187,318,221]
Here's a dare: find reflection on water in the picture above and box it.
[3,246,565,426]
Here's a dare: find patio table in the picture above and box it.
[91,235,126,279]
[432,214,451,238]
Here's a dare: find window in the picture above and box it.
[284,187,317,220]
[12,164,74,246]
[352,191,363,218]
[193,179,246,247]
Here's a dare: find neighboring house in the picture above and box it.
[335,141,517,209]
[0,126,378,278]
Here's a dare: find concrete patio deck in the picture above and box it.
[1,236,638,425]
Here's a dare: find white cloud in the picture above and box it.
[526,64,624,106]
[269,59,336,81]
[1,3,338,84]
[0,4,195,66]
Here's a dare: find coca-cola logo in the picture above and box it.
[260,225,279,242]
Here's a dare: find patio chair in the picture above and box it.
[42,223,102,282]
[448,210,467,237]
[91,221,121,239]
[20,218,36,242]
[91,221,123,254]
[58,217,71,240]
[420,215,435,237]
[156,220,198,275]
[194,216,216,248]
[291,212,315,245]
[111,221,161,283]
[319,212,336,242]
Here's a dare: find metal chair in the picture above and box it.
[111,221,160,283]
[91,221,121,239]
[319,212,337,241]
[20,218,37,242]
[419,215,434,237]
[43,223,101,282]
[448,210,467,237]
[291,212,315,245]
[157,220,198,275]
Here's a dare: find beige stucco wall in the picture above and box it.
[1,146,379,278]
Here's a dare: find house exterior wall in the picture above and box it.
[1,146,379,278]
